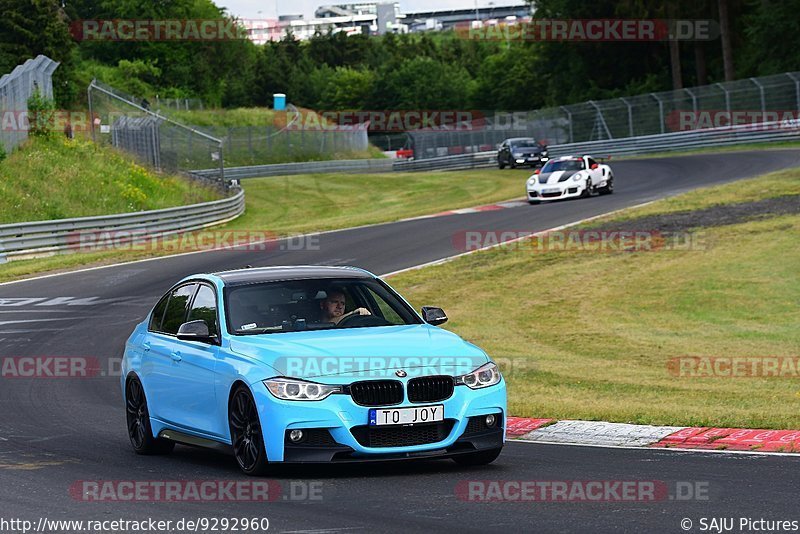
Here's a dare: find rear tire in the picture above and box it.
[452,447,502,466]
[229,386,270,476]
[126,377,175,455]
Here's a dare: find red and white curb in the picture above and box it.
[506,417,800,454]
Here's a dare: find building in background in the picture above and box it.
[246,1,530,42]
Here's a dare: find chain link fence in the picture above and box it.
[0,55,60,154]
[410,71,800,159]
[190,121,370,167]
[88,79,226,187]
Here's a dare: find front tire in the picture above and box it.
[126,377,175,455]
[581,178,593,198]
[600,175,614,194]
[229,386,269,476]
[452,447,502,466]
[528,199,540,205]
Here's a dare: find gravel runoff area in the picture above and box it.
[587,194,800,234]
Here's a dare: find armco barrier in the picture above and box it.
[0,189,245,261]
[190,118,800,178]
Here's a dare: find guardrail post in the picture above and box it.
[751,78,766,114]
[787,73,800,111]
[218,140,225,189]
[685,88,698,114]
[715,83,731,114]
[651,93,665,134]
[88,80,96,142]
[620,97,634,138]
[560,106,573,143]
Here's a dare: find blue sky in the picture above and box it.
[218,0,524,20]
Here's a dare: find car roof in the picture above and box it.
[506,137,538,143]
[212,265,374,286]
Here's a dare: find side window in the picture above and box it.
[148,293,170,332]
[161,284,197,335]
[587,157,597,168]
[187,285,219,337]
[363,287,404,325]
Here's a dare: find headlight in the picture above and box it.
[454,362,501,389]
[542,150,548,157]
[512,152,523,158]
[573,173,584,181]
[527,179,536,186]
[264,378,342,401]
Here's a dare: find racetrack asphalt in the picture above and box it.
[1,149,799,533]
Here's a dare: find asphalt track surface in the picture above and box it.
[2,150,800,533]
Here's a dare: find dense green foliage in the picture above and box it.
[0,0,798,111]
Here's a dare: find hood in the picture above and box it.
[228,324,490,380]
[539,170,579,185]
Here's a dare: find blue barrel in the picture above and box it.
[273,93,286,111]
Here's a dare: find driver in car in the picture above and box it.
[319,289,371,325]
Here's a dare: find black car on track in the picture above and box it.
[497,138,549,169]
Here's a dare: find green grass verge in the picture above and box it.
[0,136,219,224]
[388,168,800,429]
[0,169,531,283]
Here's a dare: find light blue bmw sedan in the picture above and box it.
[121,266,507,475]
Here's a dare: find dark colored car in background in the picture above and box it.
[497,138,549,169]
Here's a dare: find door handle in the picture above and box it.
[142,342,151,352]
[170,351,182,362]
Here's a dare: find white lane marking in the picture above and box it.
[380,200,657,277]
[0,318,80,326]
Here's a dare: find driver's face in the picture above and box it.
[322,294,346,317]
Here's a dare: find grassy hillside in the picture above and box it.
[0,136,220,224]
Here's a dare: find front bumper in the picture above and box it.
[253,379,507,462]
[527,182,585,201]
[513,156,547,166]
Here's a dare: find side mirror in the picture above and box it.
[177,320,218,344]
[534,169,541,175]
[421,306,448,326]
[591,163,599,169]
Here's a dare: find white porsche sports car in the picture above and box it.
[526,155,614,204]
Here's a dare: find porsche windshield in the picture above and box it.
[542,159,585,172]
[224,278,422,334]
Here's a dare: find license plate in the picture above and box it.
[543,188,561,194]
[369,405,444,426]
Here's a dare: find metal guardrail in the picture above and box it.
[0,189,245,262]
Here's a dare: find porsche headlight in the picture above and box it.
[454,362,501,389]
[264,378,342,401]
[527,178,536,186]
[573,173,584,181]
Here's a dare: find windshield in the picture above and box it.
[224,278,422,335]
[542,159,585,172]
[510,138,539,149]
